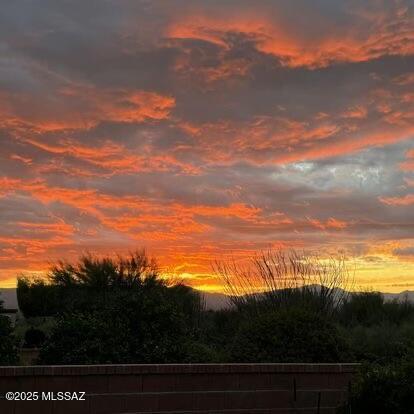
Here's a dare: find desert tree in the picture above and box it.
[48,249,160,289]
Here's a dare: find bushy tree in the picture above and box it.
[17,250,163,317]
[31,251,207,364]
[17,277,61,317]
[39,287,203,364]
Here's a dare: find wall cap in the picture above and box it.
[0,363,360,376]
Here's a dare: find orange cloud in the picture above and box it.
[393,73,414,85]
[400,149,414,171]
[404,178,414,187]
[341,106,368,119]
[0,87,175,133]
[21,138,199,176]
[178,111,414,166]
[171,45,253,83]
[10,154,33,165]
[379,194,414,206]
[326,218,348,229]
[15,221,74,235]
[88,89,176,124]
[166,6,414,69]
[0,178,275,240]
[307,217,348,230]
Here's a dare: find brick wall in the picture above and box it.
[0,363,358,413]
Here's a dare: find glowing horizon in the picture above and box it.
[0,0,413,293]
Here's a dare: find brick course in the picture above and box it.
[0,363,358,413]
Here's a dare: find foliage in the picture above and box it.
[30,252,206,364]
[344,321,414,364]
[24,327,46,348]
[214,250,352,316]
[17,277,61,317]
[336,292,414,413]
[345,362,414,414]
[11,249,414,414]
[17,250,163,317]
[201,309,241,352]
[228,307,350,363]
[179,340,220,363]
[48,249,159,289]
[338,292,414,327]
[0,299,19,365]
[39,286,203,364]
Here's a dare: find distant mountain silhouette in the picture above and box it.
[0,288,18,309]
[200,287,414,310]
[382,290,414,303]
[1,287,414,312]
[200,292,230,310]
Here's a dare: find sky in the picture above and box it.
[0,0,413,292]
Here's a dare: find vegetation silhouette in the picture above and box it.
[0,296,18,365]
[213,249,352,315]
[12,248,414,412]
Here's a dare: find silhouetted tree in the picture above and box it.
[21,250,207,364]
[0,298,18,365]
[39,284,206,364]
[17,277,61,317]
[18,250,171,317]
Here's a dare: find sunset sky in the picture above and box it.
[0,0,413,292]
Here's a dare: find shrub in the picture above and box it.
[214,250,352,316]
[180,340,219,363]
[24,327,46,348]
[344,322,414,364]
[346,362,414,414]
[229,307,350,363]
[0,311,18,365]
[338,292,414,327]
[17,277,61,317]
[39,286,204,364]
